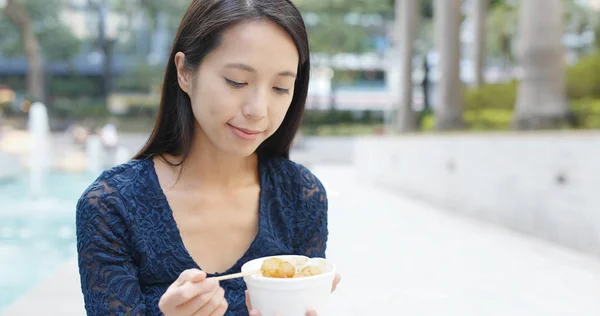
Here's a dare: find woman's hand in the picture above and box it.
[246,273,341,316]
[159,269,228,316]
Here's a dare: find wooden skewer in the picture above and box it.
[211,270,260,281]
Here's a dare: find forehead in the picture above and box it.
[206,19,299,73]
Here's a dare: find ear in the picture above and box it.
[174,52,192,95]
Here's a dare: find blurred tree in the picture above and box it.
[472,0,489,87]
[433,0,464,130]
[1,0,82,103]
[563,0,599,57]
[486,0,518,69]
[295,0,394,14]
[1,0,81,61]
[513,0,569,129]
[303,14,375,54]
[3,0,43,103]
[294,0,393,54]
[394,0,419,132]
[106,0,189,93]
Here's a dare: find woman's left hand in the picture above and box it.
[246,273,341,316]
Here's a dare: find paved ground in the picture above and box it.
[4,164,600,315]
[320,165,600,316]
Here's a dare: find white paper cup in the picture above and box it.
[242,255,336,316]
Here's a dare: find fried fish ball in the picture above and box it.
[261,258,295,278]
[294,265,322,278]
[260,257,324,278]
[280,261,295,278]
[261,258,284,277]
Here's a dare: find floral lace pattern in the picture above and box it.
[76,156,328,315]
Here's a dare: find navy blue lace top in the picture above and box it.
[75,156,328,316]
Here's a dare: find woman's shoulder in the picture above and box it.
[92,158,152,187]
[77,159,156,209]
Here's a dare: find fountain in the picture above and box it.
[0,102,99,313]
[115,146,130,165]
[85,135,103,175]
[27,102,50,199]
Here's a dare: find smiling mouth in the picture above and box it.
[228,124,264,140]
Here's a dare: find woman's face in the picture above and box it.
[175,18,299,157]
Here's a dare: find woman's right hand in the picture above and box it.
[159,269,228,316]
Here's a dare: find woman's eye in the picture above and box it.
[225,78,246,88]
[273,87,290,95]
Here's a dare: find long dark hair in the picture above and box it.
[134,0,310,163]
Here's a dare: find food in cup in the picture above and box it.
[242,255,336,316]
[260,257,323,278]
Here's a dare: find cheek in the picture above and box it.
[269,101,293,130]
[191,81,233,124]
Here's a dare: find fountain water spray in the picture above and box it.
[28,102,50,199]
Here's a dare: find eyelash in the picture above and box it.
[225,78,290,95]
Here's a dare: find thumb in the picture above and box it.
[245,290,252,310]
[190,270,207,283]
[246,291,262,316]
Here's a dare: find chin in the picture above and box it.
[220,142,262,158]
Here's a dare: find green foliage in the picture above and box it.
[0,0,82,61]
[461,80,517,130]
[306,14,376,54]
[114,62,165,92]
[295,0,393,15]
[51,97,109,119]
[569,98,600,129]
[565,53,600,100]
[48,76,100,98]
[459,52,600,130]
[464,80,518,111]
[301,109,383,131]
[302,109,356,126]
[302,123,384,136]
[486,1,518,63]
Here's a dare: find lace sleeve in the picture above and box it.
[75,179,146,316]
[295,167,329,258]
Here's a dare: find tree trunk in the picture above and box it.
[394,0,419,133]
[472,0,488,87]
[513,0,569,130]
[434,0,464,130]
[4,0,45,103]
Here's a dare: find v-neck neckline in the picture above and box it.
[145,155,267,277]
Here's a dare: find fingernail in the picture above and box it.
[192,271,206,281]
[250,310,260,316]
[210,277,221,286]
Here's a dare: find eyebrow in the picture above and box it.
[224,63,296,78]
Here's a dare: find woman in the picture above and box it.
[75,0,340,315]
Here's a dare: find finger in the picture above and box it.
[169,277,219,308]
[331,274,341,293]
[249,310,261,316]
[245,290,252,311]
[246,291,263,316]
[176,269,206,286]
[176,283,219,315]
[306,310,318,316]
[208,298,228,316]
[197,286,226,316]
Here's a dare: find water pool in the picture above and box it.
[0,171,96,313]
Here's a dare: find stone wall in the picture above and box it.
[354,132,600,257]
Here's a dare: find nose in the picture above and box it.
[242,87,268,119]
